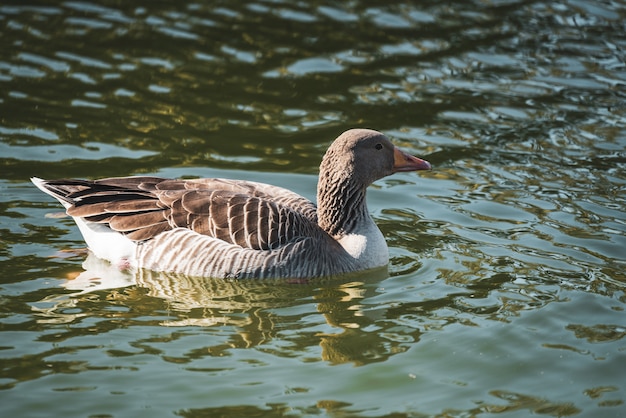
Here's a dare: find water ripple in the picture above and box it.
[1,0,625,416]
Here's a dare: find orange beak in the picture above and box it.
[393,147,432,172]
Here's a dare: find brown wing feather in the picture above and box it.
[47,176,321,249]
[153,188,318,250]
[67,196,158,217]
[125,222,171,241]
[108,210,169,232]
[95,176,164,190]
[154,178,318,223]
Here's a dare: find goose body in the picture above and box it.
[32,129,431,279]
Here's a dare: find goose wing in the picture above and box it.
[40,177,320,250]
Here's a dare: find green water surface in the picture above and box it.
[1,1,625,417]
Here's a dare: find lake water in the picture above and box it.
[1,1,625,417]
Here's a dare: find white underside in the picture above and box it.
[53,214,390,278]
[76,214,389,274]
[74,217,389,275]
[72,216,137,268]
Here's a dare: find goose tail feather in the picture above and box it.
[31,177,137,266]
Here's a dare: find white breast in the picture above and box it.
[338,219,389,270]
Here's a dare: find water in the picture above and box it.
[1,0,625,417]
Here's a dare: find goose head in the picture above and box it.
[318,128,431,193]
[317,129,431,237]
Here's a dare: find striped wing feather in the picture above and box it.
[58,177,319,250]
[153,178,318,223]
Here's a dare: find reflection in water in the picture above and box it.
[482,391,580,416]
[178,389,581,418]
[35,254,393,364]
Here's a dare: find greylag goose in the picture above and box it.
[32,129,431,279]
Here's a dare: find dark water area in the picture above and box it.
[1,1,625,417]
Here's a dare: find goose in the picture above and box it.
[32,129,431,279]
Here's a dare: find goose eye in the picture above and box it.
[375,143,383,150]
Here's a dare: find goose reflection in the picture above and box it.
[45,253,404,365]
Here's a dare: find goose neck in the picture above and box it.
[317,174,369,238]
